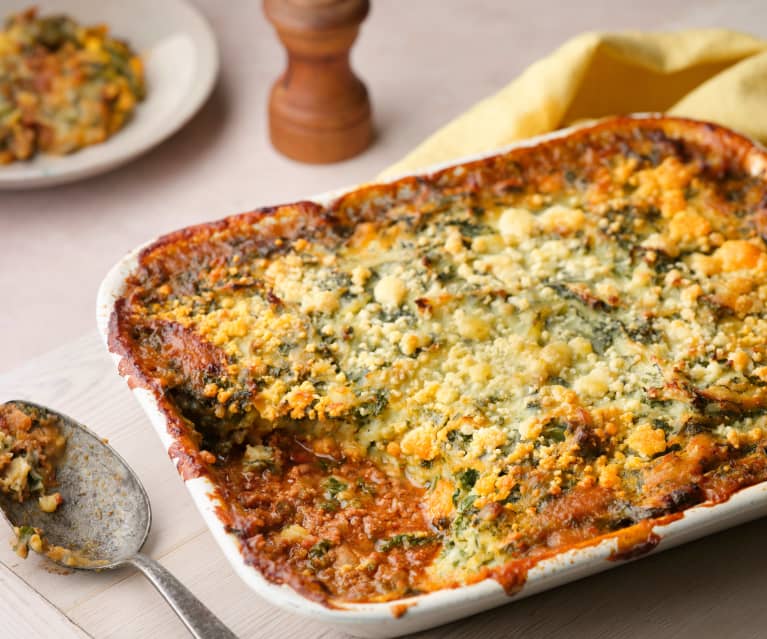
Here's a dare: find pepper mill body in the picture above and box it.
[264,0,373,164]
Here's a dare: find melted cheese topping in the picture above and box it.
[115,118,767,600]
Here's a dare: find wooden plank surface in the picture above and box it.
[0,561,92,639]
[2,332,767,638]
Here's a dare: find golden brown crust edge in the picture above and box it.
[128,115,767,273]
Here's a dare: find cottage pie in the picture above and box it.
[110,116,767,603]
[0,7,145,163]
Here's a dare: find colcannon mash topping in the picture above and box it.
[111,117,767,603]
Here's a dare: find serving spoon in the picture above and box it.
[0,400,237,639]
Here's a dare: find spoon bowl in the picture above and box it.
[0,400,150,569]
[0,400,236,639]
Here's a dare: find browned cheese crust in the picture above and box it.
[109,116,767,603]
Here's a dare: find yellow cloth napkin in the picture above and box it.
[380,30,767,179]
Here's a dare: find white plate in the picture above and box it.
[0,0,218,189]
[97,116,767,637]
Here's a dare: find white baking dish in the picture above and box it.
[96,116,767,638]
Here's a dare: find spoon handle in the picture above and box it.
[127,552,238,639]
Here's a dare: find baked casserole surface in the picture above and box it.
[110,116,767,603]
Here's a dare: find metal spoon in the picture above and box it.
[0,400,237,639]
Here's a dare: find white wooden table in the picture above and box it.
[4,1,767,637]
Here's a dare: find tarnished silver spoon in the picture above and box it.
[0,400,237,639]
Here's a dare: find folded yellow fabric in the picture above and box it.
[380,30,767,179]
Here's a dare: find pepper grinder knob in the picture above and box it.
[264,0,373,163]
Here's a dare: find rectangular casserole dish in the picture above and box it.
[97,114,767,638]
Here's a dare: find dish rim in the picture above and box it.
[96,114,767,637]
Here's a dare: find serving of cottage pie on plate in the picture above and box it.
[0,0,217,189]
[101,115,767,631]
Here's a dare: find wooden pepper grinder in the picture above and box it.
[264,0,373,163]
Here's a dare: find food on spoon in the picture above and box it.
[13,521,102,567]
[0,402,66,557]
[12,524,43,559]
[0,403,65,511]
[0,7,145,164]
